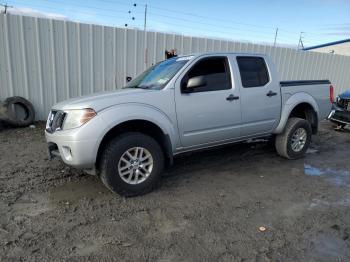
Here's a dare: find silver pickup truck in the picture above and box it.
[46,52,332,196]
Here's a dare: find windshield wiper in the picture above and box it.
[138,85,150,89]
[123,85,150,89]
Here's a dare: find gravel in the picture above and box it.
[1,121,350,261]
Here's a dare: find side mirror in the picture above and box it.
[126,76,132,82]
[182,76,207,93]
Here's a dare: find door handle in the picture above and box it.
[226,94,239,101]
[266,90,277,97]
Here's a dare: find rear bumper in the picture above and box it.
[328,103,350,125]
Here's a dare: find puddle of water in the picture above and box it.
[12,194,51,216]
[304,164,350,177]
[309,197,350,209]
[12,179,110,217]
[129,208,188,236]
[304,164,350,187]
[49,178,110,205]
[304,164,325,176]
[307,234,350,260]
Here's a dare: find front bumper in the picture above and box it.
[328,103,350,125]
[46,131,99,169]
[45,111,108,169]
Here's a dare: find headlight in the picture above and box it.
[62,108,96,130]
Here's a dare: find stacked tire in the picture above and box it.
[0,96,35,127]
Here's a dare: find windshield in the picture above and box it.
[124,56,192,90]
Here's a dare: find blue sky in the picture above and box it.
[6,0,350,47]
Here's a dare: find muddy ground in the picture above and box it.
[0,121,350,262]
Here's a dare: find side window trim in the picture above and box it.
[236,56,270,88]
[223,57,233,90]
[181,56,232,93]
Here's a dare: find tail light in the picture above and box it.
[330,85,334,103]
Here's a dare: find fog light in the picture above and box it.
[61,146,72,161]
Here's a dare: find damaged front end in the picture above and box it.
[328,90,350,127]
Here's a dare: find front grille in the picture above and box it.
[46,110,66,133]
[337,98,350,110]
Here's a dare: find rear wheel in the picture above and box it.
[99,132,164,197]
[275,117,312,159]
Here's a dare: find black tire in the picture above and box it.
[99,132,164,197]
[0,96,35,127]
[275,117,312,159]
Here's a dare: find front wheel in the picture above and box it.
[275,117,312,159]
[99,132,164,197]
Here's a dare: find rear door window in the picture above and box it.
[236,56,269,88]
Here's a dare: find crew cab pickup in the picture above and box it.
[46,53,332,196]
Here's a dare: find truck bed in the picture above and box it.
[280,80,331,121]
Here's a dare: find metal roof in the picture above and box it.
[303,39,350,51]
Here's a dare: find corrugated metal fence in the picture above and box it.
[1,14,350,120]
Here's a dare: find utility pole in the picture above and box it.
[297,32,305,49]
[143,4,147,32]
[1,3,13,14]
[143,3,148,69]
[273,28,278,47]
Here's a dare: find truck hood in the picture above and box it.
[52,88,155,112]
[339,90,350,100]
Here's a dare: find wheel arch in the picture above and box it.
[96,119,174,171]
[289,102,318,134]
[274,92,319,134]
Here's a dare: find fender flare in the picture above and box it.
[273,92,319,134]
[96,102,179,152]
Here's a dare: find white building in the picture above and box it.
[304,39,350,56]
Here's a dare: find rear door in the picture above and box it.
[174,55,241,148]
[236,56,281,136]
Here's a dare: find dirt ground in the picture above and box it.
[0,121,350,262]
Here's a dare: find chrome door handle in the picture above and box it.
[226,94,239,101]
[266,90,277,97]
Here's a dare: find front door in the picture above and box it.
[175,56,242,148]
